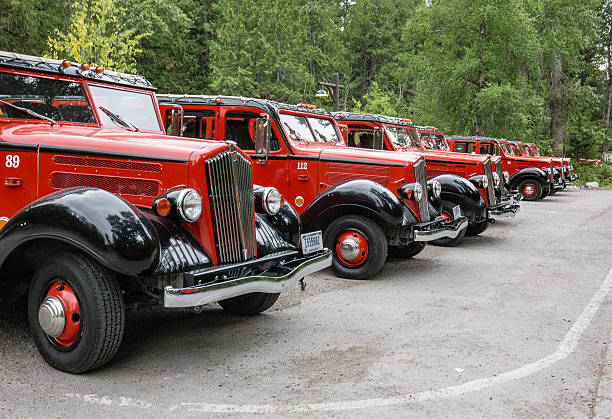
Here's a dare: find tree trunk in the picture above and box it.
[550,53,563,157]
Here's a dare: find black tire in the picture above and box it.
[389,242,426,258]
[27,251,125,374]
[517,178,543,201]
[540,185,550,199]
[218,292,280,315]
[466,220,489,236]
[431,201,467,247]
[323,215,387,280]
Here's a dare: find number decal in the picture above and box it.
[297,162,308,170]
[5,155,20,168]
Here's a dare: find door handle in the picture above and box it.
[4,178,23,187]
[298,175,309,181]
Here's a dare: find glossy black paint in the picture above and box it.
[0,188,160,277]
[255,213,297,256]
[431,174,486,222]
[300,179,404,231]
[253,186,302,246]
[508,167,548,190]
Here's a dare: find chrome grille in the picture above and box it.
[413,159,430,222]
[484,159,496,205]
[495,160,505,194]
[549,160,554,186]
[206,150,256,263]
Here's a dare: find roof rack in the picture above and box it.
[156,94,334,117]
[330,111,414,126]
[0,50,154,90]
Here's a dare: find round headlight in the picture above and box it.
[432,181,441,198]
[414,183,423,201]
[503,171,509,183]
[177,189,202,222]
[263,187,283,215]
[481,175,488,189]
[492,172,500,187]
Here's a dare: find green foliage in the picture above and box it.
[574,162,612,187]
[47,0,149,72]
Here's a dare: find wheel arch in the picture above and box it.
[508,168,548,190]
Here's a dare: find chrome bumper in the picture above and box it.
[414,216,469,242]
[163,249,332,308]
[489,193,521,218]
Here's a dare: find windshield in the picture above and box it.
[279,113,340,143]
[501,143,515,155]
[88,85,160,131]
[531,146,540,156]
[519,145,532,156]
[0,72,95,123]
[420,132,449,151]
[384,125,415,147]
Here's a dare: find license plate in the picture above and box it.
[452,205,462,220]
[301,230,323,255]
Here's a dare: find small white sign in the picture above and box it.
[452,205,462,220]
[300,230,323,255]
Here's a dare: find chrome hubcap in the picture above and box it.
[38,296,65,337]
[339,238,361,261]
[524,185,534,195]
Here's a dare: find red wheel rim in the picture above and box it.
[441,212,453,223]
[522,184,537,198]
[336,230,369,266]
[44,281,81,347]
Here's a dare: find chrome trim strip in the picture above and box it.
[414,217,469,242]
[163,250,333,308]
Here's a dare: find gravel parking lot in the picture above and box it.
[1,188,611,418]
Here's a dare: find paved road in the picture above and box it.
[1,189,611,418]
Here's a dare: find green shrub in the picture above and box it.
[574,162,612,188]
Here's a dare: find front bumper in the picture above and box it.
[413,216,469,242]
[489,193,521,218]
[163,249,332,308]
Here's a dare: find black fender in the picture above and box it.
[254,186,302,247]
[430,174,486,221]
[300,179,404,232]
[508,168,548,190]
[0,187,160,277]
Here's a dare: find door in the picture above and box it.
[0,143,38,228]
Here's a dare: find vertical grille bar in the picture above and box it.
[484,159,496,205]
[495,160,505,194]
[549,160,554,188]
[413,159,430,222]
[206,151,256,264]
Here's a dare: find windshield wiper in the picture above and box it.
[0,99,57,125]
[99,106,139,131]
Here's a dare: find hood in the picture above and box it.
[0,122,230,161]
[318,144,422,166]
[413,148,489,163]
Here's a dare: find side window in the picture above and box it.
[467,143,476,153]
[348,130,375,149]
[455,142,467,153]
[480,143,493,155]
[225,111,280,151]
[168,109,215,139]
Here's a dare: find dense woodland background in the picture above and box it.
[2,0,612,161]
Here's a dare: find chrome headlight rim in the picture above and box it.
[481,175,488,189]
[262,187,283,215]
[414,183,423,201]
[503,171,510,183]
[429,180,441,198]
[177,188,203,223]
[492,172,500,187]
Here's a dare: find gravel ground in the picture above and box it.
[1,188,611,418]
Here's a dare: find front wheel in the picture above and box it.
[218,292,280,315]
[431,201,467,247]
[27,251,125,373]
[518,179,543,201]
[323,215,387,279]
[466,219,489,236]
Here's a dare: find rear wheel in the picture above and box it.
[324,215,387,279]
[389,242,426,258]
[518,179,543,201]
[219,292,280,315]
[431,201,467,247]
[27,251,125,373]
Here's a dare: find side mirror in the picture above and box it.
[254,116,271,159]
[373,130,384,150]
[169,108,183,136]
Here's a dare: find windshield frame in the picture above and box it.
[86,81,163,133]
[383,123,417,149]
[500,142,515,155]
[278,109,342,145]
